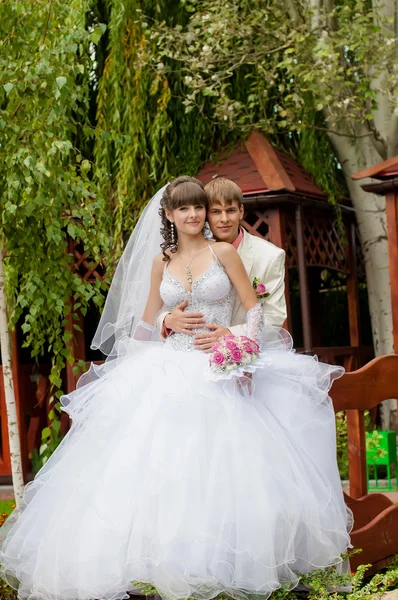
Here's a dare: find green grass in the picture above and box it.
[0,501,14,518]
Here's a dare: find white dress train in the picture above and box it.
[0,253,352,600]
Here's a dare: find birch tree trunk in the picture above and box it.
[0,246,24,506]
[330,134,395,428]
[305,0,398,428]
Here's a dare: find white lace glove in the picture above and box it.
[132,320,156,341]
[246,304,265,350]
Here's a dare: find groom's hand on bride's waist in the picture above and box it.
[164,299,206,335]
[194,325,231,353]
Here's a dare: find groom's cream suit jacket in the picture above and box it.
[157,228,287,338]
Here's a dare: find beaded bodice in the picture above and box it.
[160,257,235,352]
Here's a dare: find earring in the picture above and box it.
[203,221,212,239]
[170,222,176,247]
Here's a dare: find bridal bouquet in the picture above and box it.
[207,334,265,380]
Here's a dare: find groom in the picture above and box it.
[157,177,287,351]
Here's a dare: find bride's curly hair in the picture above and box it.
[159,176,208,261]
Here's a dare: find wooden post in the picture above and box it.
[308,269,321,347]
[266,207,284,248]
[346,221,361,371]
[385,191,398,432]
[0,372,11,475]
[385,192,398,355]
[345,222,367,497]
[65,309,75,395]
[295,204,312,352]
[266,207,291,332]
[64,306,85,435]
[346,409,367,498]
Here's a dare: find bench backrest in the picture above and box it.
[329,354,398,498]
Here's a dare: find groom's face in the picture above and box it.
[207,198,244,244]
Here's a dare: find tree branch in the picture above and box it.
[364,117,388,160]
[9,102,22,122]
[307,123,377,139]
[42,0,54,44]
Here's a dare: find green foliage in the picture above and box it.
[0,0,111,439]
[336,411,375,480]
[336,412,350,480]
[0,580,17,600]
[144,0,398,135]
[132,0,398,203]
[30,404,64,475]
[94,0,240,254]
[131,555,398,600]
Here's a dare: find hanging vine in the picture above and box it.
[0,0,111,465]
[93,0,238,260]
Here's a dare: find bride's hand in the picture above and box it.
[194,324,231,352]
[164,300,205,334]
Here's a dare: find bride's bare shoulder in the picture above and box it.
[209,242,238,258]
[152,252,167,271]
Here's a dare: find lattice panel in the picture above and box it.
[69,240,107,283]
[285,215,298,268]
[284,212,350,272]
[242,210,270,240]
[303,215,348,273]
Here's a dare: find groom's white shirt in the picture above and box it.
[157,228,287,338]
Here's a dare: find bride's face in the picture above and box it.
[168,204,206,236]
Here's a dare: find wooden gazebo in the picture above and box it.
[198,132,372,369]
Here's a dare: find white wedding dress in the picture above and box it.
[0,250,352,600]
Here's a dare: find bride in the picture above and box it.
[0,176,352,600]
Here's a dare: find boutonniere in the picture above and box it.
[253,277,270,302]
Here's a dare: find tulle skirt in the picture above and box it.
[0,334,352,600]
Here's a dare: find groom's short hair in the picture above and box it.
[204,178,243,208]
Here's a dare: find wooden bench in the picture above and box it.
[330,354,398,571]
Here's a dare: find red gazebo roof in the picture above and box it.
[197,132,325,199]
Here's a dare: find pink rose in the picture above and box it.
[211,343,221,352]
[256,283,267,295]
[244,343,254,354]
[225,340,237,350]
[231,348,243,362]
[213,351,225,365]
